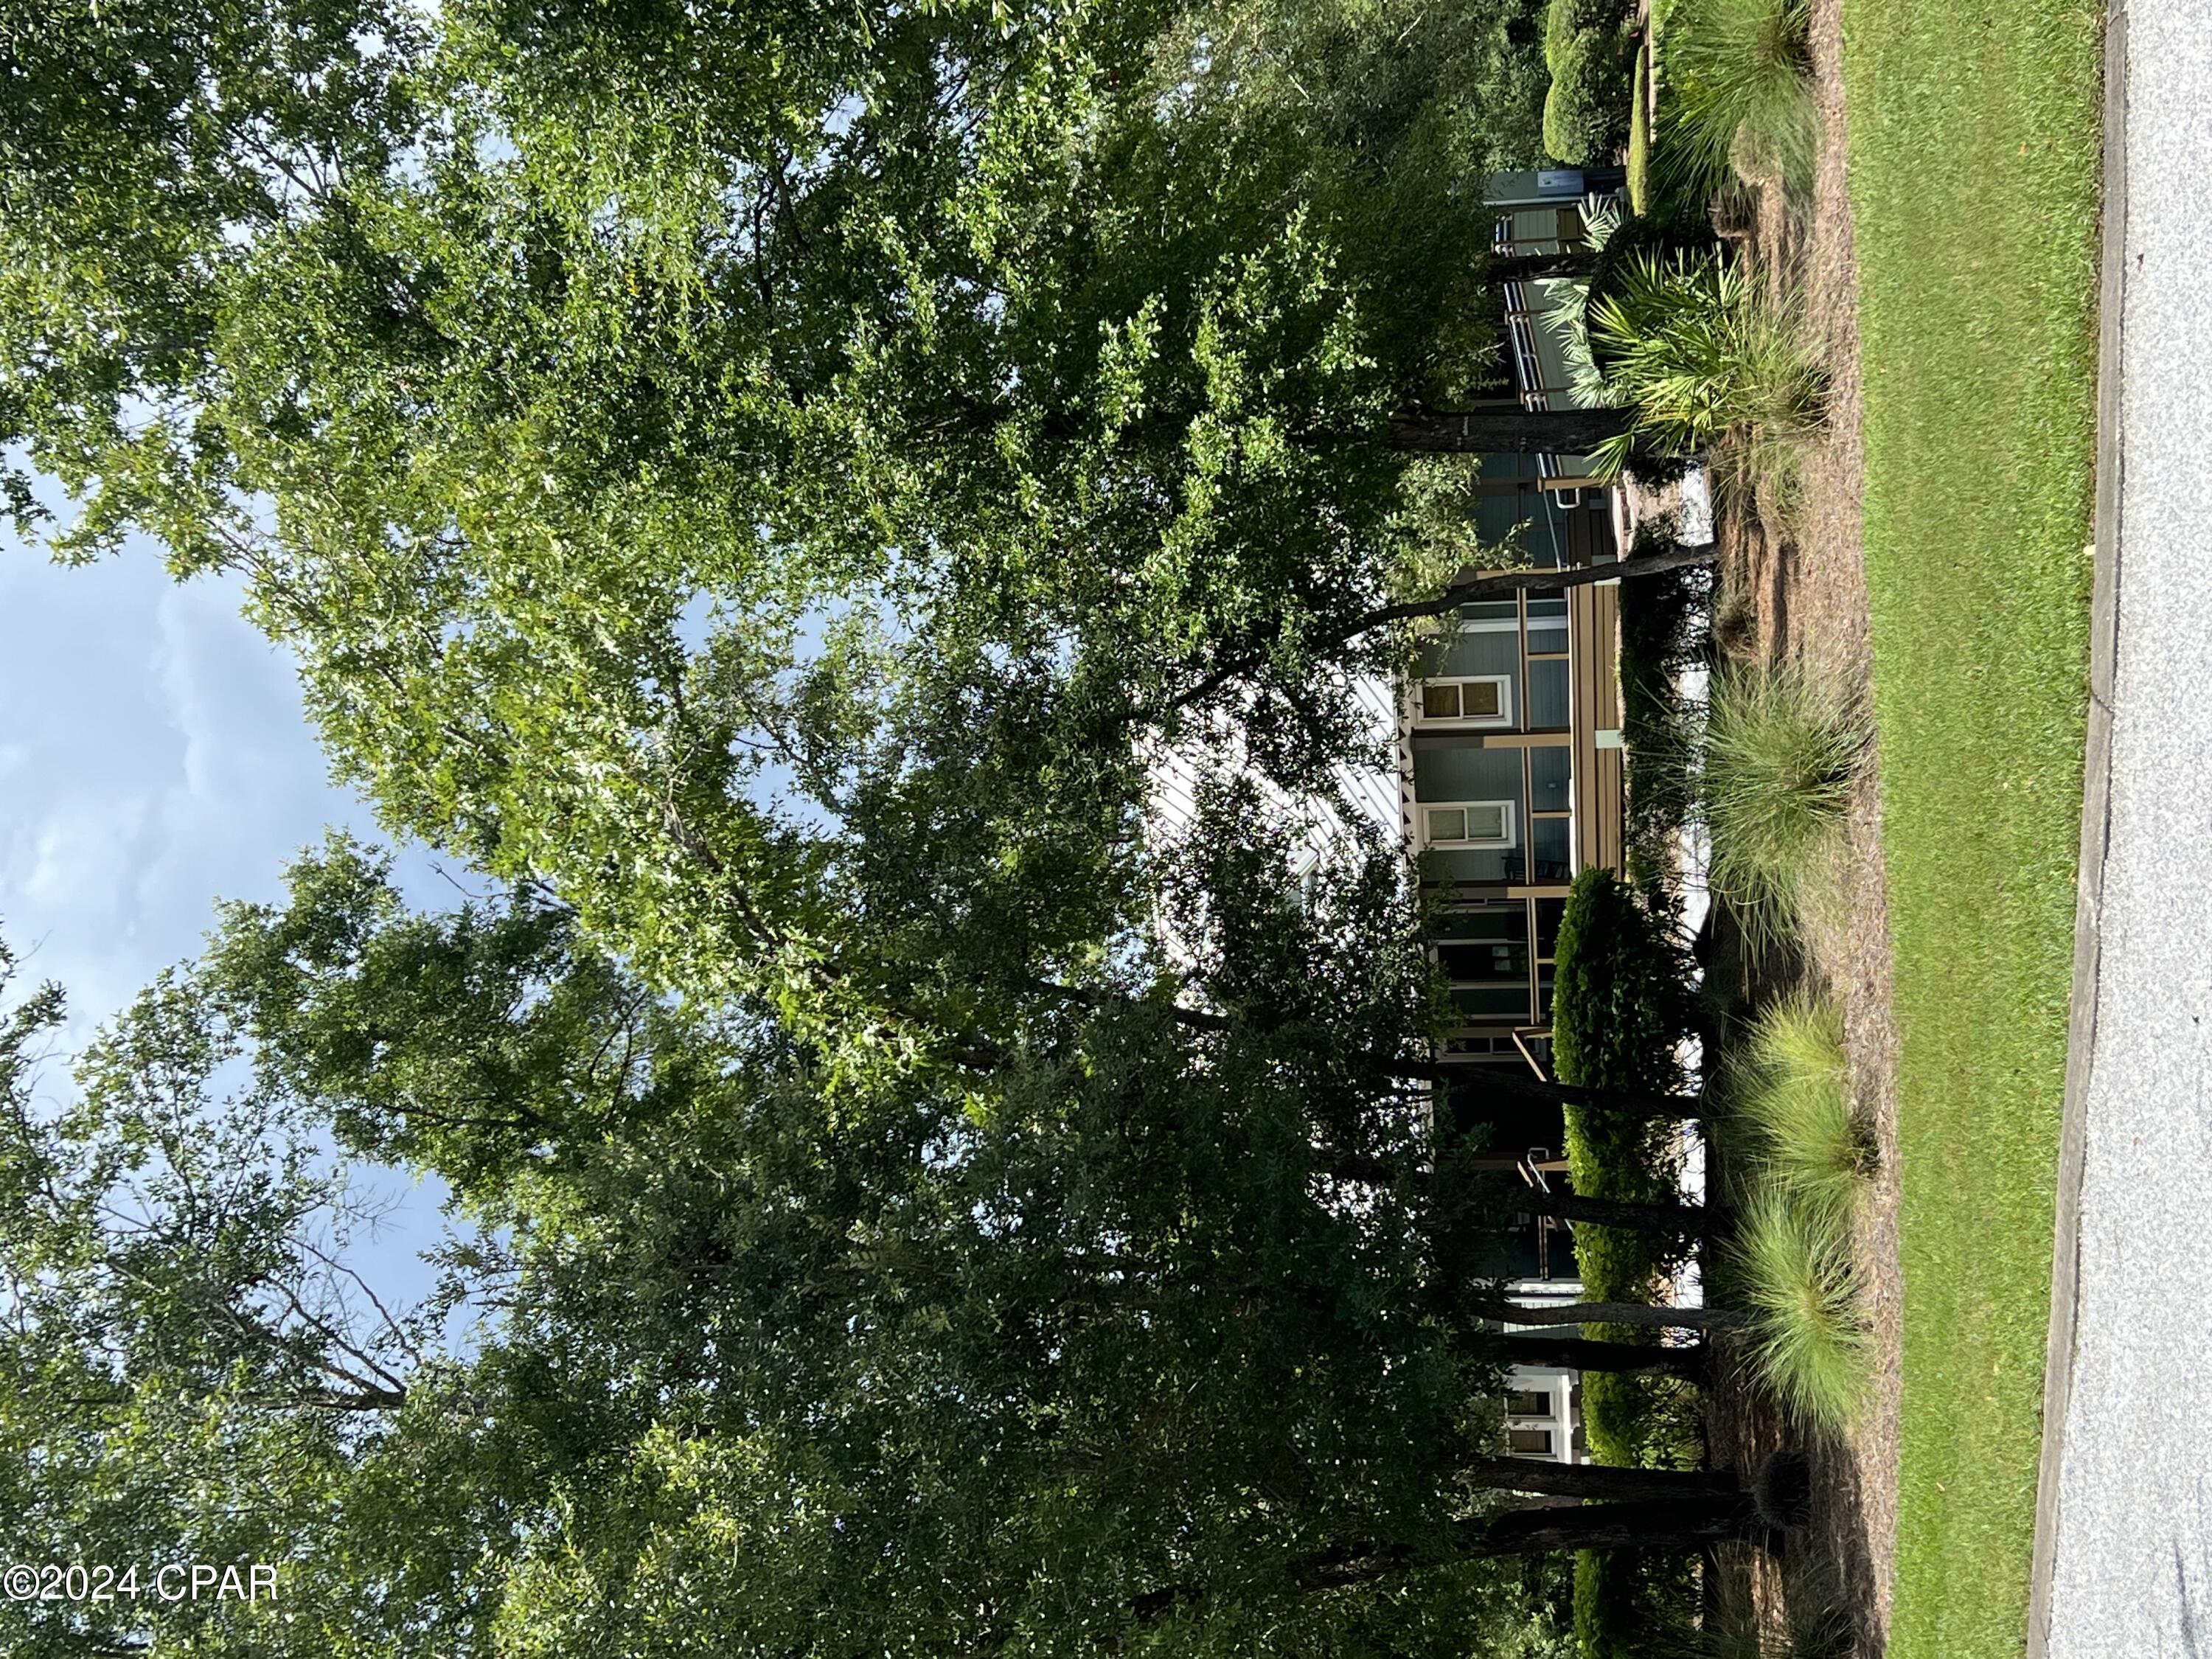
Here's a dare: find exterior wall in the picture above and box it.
[1505,1364,1584,1462]
[1500,1279,1590,1464]
[1398,572,1623,1034]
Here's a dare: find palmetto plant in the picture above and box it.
[1584,250,1825,476]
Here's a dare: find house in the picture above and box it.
[1403,170,1632,1073]
[1408,168,1641,1461]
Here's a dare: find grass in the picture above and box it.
[1655,0,1815,199]
[1720,993,1874,1433]
[1733,994,1871,1235]
[1840,0,2101,1646]
[1701,663,1865,944]
[1731,1191,1867,1435]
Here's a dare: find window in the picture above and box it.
[1506,1389,1552,1418]
[1439,939,1528,984]
[1507,1427,1555,1457]
[1422,801,1517,849]
[1417,675,1512,726]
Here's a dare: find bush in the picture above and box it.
[1730,1190,1868,1432]
[1551,868,1703,1571]
[1549,0,1636,65]
[1581,212,1722,377]
[1702,661,1865,942]
[1655,0,1816,198]
[1551,865,1699,1298]
[1576,1548,1700,1659]
[1627,45,1652,211]
[1551,868,1697,1098]
[1732,993,1872,1233]
[1544,27,1637,164]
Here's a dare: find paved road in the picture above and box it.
[2036,4,2212,1654]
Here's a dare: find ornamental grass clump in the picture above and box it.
[1584,250,1825,475]
[1701,661,1864,943]
[1736,994,1873,1233]
[1658,0,1818,199]
[1731,1189,1868,1433]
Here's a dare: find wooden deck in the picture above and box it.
[1569,580,1624,875]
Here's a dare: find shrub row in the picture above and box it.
[1551,867,1705,1659]
[1543,0,1639,164]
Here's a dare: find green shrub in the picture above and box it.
[1544,28,1637,164]
[1551,868,1697,1098]
[1702,661,1865,942]
[1583,249,1826,471]
[1582,1368,1704,1468]
[1581,212,1722,377]
[1733,993,1872,1232]
[1549,0,1636,66]
[1553,869,1696,1275]
[1655,0,1816,198]
[1576,1548,1700,1659]
[1730,1190,1868,1432]
[1548,0,1580,65]
[1627,45,1652,211]
[1551,869,1703,1535]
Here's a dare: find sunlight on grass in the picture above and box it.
[1841,0,2101,1648]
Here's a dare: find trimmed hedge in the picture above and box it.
[1551,867,1696,1100]
[1551,866,1697,1417]
[1551,868,1706,1659]
[1543,0,1638,164]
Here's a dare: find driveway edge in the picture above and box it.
[2023,4,2128,1654]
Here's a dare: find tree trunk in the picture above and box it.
[1471,1298,1752,1333]
[1287,1496,1763,1592]
[1455,1455,1739,1503]
[1513,1187,1731,1239]
[1495,1333,1708,1383]
[1133,1486,1761,1621]
[1455,1495,1763,1559]
[1386,406,1633,455]
[1472,1071,1706,1122]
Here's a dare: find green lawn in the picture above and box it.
[1838,3,2102,1656]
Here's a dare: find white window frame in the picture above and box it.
[1419,799,1519,850]
[1414,674,1514,728]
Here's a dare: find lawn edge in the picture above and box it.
[2023,1,2129,1652]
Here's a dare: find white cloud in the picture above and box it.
[1,532,457,1311]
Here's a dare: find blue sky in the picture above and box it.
[1,534,455,1307]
